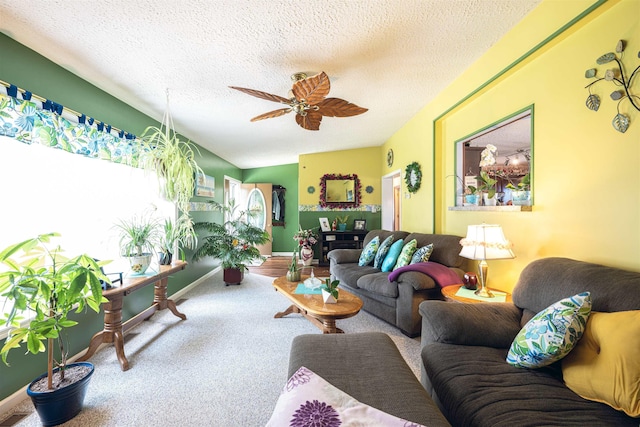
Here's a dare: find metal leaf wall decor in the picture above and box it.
[583,39,639,133]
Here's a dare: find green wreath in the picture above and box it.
[405,162,422,193]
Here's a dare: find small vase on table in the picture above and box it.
[300,245,314,266]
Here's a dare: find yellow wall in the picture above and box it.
[299,146,382,206]
[383,0,640,291]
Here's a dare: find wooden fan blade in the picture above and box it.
[292,72,330,105]
[250,108,292,122]
[229,86,291,104]
[295,110,323,131]
[317,98,368,117]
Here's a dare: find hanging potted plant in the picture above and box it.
[192,201,270,285]
[138,93,204,259]
[114,213,162,274]
[0,233,109,426]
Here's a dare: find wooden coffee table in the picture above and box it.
[272,275,363,334]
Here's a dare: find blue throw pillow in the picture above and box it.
[410,243,434,264]
[358,236,379,266]
[373,236,394,269]
[381,239,404,272]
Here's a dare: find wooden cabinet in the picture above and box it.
[319,230,368,266]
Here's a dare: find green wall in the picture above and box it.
[242,163,298,252]
[0,32,242,401]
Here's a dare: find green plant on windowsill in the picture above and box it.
[476,170,497,199]
[505,172,531,192]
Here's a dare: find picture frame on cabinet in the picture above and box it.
[353,219,367,231]
[319,217,331,232]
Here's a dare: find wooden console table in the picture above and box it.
[78,261,187,371]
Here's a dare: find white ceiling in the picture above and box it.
[0,0,541,169]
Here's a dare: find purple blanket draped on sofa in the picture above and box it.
[388,262,462,287]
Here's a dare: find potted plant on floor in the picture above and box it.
[114,213,162,274]
[192,201,270,285]
[0,233,109,426]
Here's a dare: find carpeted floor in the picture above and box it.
[5,270,421,426]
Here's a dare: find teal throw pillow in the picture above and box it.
[381,239,404,272]
[373,236,394,269]
[393,239,418,271]
[410,243,434,264]
[358,236,379,266]
[506,292,592,369]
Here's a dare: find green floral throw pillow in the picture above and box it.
[393,239,417,271]
[410,243,434,264]
[358,236,380,266]
[506,292,591,368]
[373,236,394,269]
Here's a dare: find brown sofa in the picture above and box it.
[328,229,467,337]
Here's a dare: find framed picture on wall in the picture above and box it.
[353,219,367,231]
[319,217,331,232]
[195,173,215,197]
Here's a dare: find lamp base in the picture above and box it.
[474,287,494,298]
[475,259,494,298]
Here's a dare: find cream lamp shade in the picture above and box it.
[459,224,515,261]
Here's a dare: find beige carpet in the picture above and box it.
[5,270,421,426]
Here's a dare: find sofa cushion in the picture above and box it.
[358,236,380,266]
[289,333,451,427]
[393,239,417,270]
[373,235,394,269]
[423,342,637,426]
[507,292,591,368]
[562,310,640,417]
[267,366,425,427]
[381,239,404,272]
[357,271,398,298]
[411,243,434,264]
[332,263,379,290]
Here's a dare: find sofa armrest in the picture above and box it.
[327,248,362,264]
[419,300,522,348]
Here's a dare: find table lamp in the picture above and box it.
[459,224,515,298]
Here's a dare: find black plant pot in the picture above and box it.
[158,251,173,265]
[27,362,95,427]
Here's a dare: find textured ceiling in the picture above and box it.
[0,0,540,169]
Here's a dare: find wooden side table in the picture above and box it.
[441,284,512,303]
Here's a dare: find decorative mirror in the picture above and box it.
[455,108,533,207]
[319,174,361,208]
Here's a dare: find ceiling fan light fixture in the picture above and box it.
[229,71,367,131]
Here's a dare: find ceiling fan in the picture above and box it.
[229,72,368,131]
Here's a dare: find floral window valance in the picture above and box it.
[0,92,145,167]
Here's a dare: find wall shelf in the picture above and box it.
[448,206,532,212]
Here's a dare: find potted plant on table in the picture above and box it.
[322,278,340,304]
[193,201,270,285]
[0,233,109,426]
[114,213,162,274]
[158,216,198,265]
[286,249,301,282]
[293,227,318,266]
